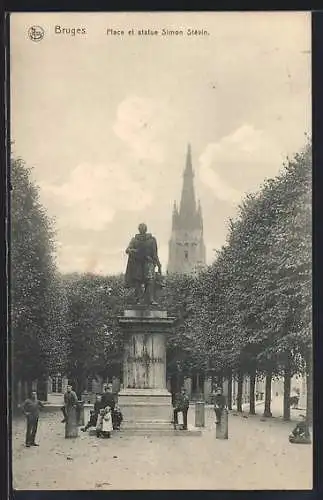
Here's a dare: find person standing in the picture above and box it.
[22,391,44,447]
[173,387,190,430]
[61,384,78,423]
[214,387,227,424]
[101,384,115,410]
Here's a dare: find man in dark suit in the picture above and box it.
[22,391,44,447]
[101,384,115,410]
[214,387,227,424]
[173,387,190,430]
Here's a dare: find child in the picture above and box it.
[81,394,103,432]
[96,407,113,438]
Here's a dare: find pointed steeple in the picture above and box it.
[172,201,179,230]
[185,143,193,177]
[197,199,203,229]
[179,143,197,225]
[167,143,207,275]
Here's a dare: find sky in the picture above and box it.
[10,12,311,275]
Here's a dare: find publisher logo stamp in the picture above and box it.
[28,26,45,42]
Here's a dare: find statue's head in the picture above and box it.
[138,223,147,234]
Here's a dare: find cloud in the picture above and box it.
[198,124,284,204]
[39,161,153,231]
[113,95,170,163]
[55,242,126,275]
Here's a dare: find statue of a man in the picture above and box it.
[125,223,162,305]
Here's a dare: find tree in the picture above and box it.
[63,273,125,396]
[172,140,311,417]
[11,155,66,402]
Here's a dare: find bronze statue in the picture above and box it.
[125,223,162,306]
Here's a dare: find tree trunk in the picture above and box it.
[37,376,48,401]
[249,370,256,415]
[306,355,313,424]
[283,365,291,421]
[211,374,216,393]
[237,371,243,412]
[263,373,272,417]
[74,376,84,400]
[26,379,33,399]
[227,372,233,410]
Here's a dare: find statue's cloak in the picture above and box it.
[125,233,158,287]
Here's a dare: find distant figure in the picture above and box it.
[289,415,311,444]
[61,385,78,423]
[125,223,162,305]
[290,387,300,409]
[81,394,104,432]
[213,387,227,424]
[22,391,44,447]
[173,387,190,430]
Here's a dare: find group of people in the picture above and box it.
[172,386,227,430]
[81,384,123,438]
[21,384,311,446]
[21,383,123,447]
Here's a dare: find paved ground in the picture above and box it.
[12,402,312,490]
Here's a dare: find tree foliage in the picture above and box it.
[11,156,67,387]
[62,273,126,395]
[171,141,312,385]
[11,140,311,413]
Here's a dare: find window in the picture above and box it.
[52,375,62,393]
[184,250,188,259]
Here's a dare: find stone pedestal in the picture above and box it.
[65,406,78,438]
[216,408,228,439]
[118,308,175,432]
[195,401,205,427]
[77,401,85,426]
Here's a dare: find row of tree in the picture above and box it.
[11,141,312,420]
[11,155,125,403]
[160,141,312,421]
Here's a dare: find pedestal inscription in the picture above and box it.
[118,309,175,431]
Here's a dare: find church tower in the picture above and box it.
[167,144,206,275]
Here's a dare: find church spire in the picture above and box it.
[197,199,203,230]
[172,201,179,230]
[179,143,197,224]
[167,144,207,275]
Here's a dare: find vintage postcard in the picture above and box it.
[9,12,312,490]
